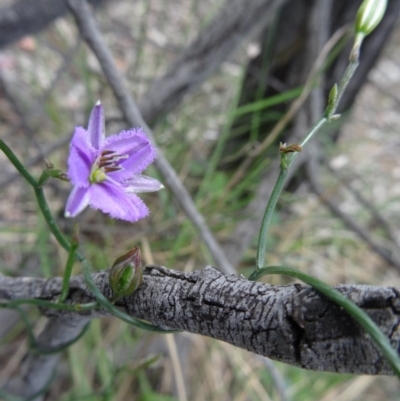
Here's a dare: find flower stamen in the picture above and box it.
[91,150,132,182]
[105,166,122,173]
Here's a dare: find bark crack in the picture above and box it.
[1,267,399,375]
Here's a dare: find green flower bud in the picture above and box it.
[355,0,387,36]
[109,247,143,300]
[351,0,387,62]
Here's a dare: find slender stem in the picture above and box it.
[34,187,70,252]
[255,57,360,271]
[81,258,176,333]
[0,94,174,337]
[256,167,288,269]
[30,322,91,355]
[67,0,235,275]
[256,118,326,270]
[0,139,70,253]
[58,229,79,303]
[332,61,359,115]
[75,302,98,311]
[0,140,37,187]
[297,117,326,156]
[37,169,50,187]
[248,266,400,378]
[0,299,94,312]
[9,305,91,355]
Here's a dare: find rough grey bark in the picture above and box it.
[1,266,399,377]
[1,2,397,396]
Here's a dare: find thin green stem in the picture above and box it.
[75,302,98,311]
[37,170,50,187]
[0,137,170,332]
[298,117,327,155]
[34,187,70,252]
[81,258,176,333]
[0,140,38,187]
[9,304,91,355]
[0,299,95,312]
[256,117,326,270]
[332,61,359,116]
[0,138,70,253]
[255,57,360,271]
[249,266,400,377]
[256,167,288,269]
[58,231,79,303]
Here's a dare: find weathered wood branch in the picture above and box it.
[138,0,288,125]
[0,0,107,49]
[1,267,399,377]
[67,0,237,275]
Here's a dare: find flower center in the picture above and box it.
[89,150,128,183]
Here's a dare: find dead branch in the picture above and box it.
[138,0,288,125]
[1,266,399,384]
[0,0,106,49]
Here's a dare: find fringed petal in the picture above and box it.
[123,174,164,193]
[89,181,149,222]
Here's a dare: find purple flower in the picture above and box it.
[65,101,163,222]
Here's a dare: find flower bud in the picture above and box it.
[355,0,387,36]
[109,247,143,300]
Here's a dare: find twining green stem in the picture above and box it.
[332,61,359,116]
[0,140,37,187]
[8,305,91,355]
[81,258,175,332]
[73,244,174,332]
[248,266,400,378]
[255,58,359,271]
[37,170,50,187]
[250,43,400,376]
[255,117,327,270]
[34,188,70,252]
[256,168,288,269]
[298,117,327,155]
[0,140,70,253]
[58,229,79,303]
[0,299,97,312]
[0,139,172,333]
